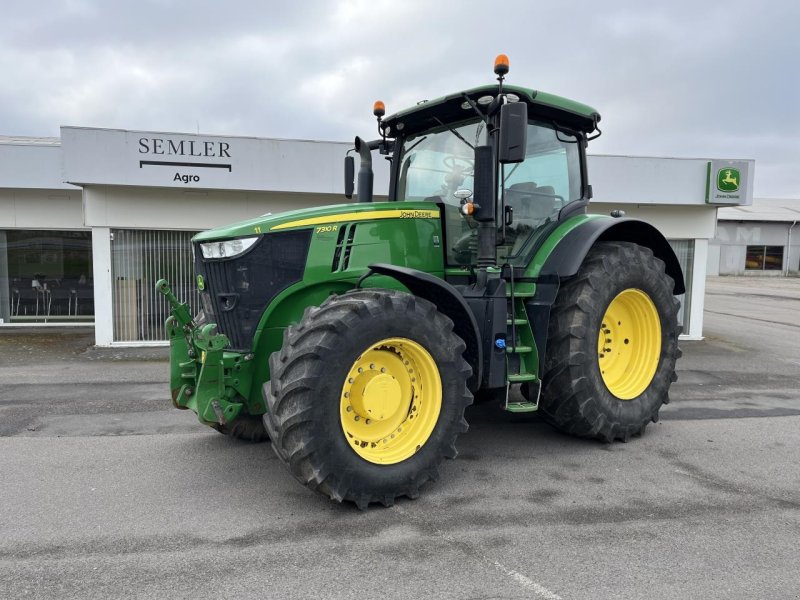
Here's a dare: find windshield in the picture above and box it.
[397,118,582,265]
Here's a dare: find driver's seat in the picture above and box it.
[505,182,557,227]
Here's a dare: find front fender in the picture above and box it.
[365,264,483,391]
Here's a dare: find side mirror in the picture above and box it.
[344,155,354,199]
[498,101,527,164]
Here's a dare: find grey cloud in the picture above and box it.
[0,0,797,196]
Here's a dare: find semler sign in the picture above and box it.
[60,126,377,195]
[137,137,233,183]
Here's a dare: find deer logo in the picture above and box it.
[717,168,740,193]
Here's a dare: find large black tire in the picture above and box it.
[211,414,269,443]
[532,241,681,442]
[263,289,472,509]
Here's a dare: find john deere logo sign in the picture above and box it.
[707,160,750,205]
[717,168,740,192]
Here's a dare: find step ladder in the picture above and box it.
[503,281,540,413]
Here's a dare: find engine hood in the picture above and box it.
[193,200,441,242]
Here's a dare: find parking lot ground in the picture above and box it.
[1,276,799,599]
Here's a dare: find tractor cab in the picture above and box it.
[392,108,585,267]
[347,55,601,280]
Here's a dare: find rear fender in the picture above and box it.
[527,217,684,373]
[538,218,684,294]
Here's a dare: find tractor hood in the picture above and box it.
[193,201,440,242]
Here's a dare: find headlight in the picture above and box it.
[200,237,258,259]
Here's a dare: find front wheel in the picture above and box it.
[263,289,472,509]
[532,241,681,442]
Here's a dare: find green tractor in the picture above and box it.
[158,55,682,509]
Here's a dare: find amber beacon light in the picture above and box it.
[494,54,509,76]
[373,100,386,117]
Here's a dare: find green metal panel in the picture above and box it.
[163,202,448,419]
[382,84,599,130]
[523,214,608,279]
[193,201,442,242]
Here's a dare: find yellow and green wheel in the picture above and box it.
[263,289,472,509]
[532,241,680,443]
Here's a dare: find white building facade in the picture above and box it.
[708,198,800,276]
[0,127,754,345]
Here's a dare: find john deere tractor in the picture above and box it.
[158,55,682,509]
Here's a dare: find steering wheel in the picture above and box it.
[443,155,474,173]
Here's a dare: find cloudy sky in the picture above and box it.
[2,0,798,197]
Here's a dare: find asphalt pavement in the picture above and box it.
[1,276,799,599]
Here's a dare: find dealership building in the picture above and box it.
[0,127,754,345]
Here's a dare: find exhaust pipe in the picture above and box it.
[354,136,373,203]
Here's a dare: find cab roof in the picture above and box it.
[382,84,600,138]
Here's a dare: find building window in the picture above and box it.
[0,230,94,324]
[745,245,783,271]
[668,240,694,334]
[111,229,199,342]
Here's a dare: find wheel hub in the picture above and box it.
[340,338,442,464]
[597,288,662,400]
[351,372,403,421]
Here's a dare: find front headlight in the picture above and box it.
[200,237,258,259]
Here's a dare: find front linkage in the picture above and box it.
[156,279,256,428]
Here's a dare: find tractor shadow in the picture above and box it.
[170,393,613,519]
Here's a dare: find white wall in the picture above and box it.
[62,127,392,195]
[0,142,74,190]
[92,228,113,345]
[0,189,84,229]
[588,155,754,207]
[81,185,360,231]
[591,203,718,239]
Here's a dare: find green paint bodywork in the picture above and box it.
[158,202,602,427]
[158,82,608,428]
[382,84,600,133]
[159,202,447,426]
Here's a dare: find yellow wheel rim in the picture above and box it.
[340,337,442,465]
[597,289,662,400]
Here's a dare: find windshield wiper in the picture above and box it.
[433,118,474,150]
[403,136,428,155]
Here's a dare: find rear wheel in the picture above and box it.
[533,242,681,442]
[263,289,472,509]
